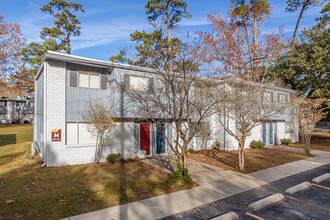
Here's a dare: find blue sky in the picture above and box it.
[0,0,323,61]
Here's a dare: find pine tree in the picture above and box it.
[40,0,85,54]
[110,0,190,70]
[269,22,329,99]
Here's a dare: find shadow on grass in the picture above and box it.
[0,147,191,219]
[0,134,16,147]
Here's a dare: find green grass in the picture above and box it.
[0,125,194,219]
[0,124,33,146]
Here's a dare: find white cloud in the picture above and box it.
[71,21,151,50]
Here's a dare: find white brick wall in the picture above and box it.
[44,60,135,166]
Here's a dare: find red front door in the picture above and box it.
[140,124,150,155]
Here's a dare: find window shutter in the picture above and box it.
[149,77,154,91]
[124,74,130,90]
[101,74,107,90]
[70,71,78,87]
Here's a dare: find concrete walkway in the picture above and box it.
[63,148,330,220]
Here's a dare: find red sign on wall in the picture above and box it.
[51,129,61,141]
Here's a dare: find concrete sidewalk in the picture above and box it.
[63,148,330,220]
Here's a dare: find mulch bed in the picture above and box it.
[188,148,309,173]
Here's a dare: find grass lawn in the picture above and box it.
[288,134,330,152]
[0,124,194,219]
[188,148,309,173]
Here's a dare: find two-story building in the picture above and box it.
[33,51,298,167]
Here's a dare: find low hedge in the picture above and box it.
[281,138,292,145]
[106,153,122,163]
[249,140,265,149]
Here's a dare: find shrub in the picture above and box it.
[188,148,194,153]
[106,153,122,163]
[249,140,265,149]
[23,120,30,124]
[214,139,221,150]
[170,162,193,185]
[281,138,292,145]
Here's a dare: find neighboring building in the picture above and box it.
[0,97,34,124]
[33,51,299,167]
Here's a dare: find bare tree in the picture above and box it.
[81,100,117,164]
[293,96,327,154]
[125,40,216,176]
[213,78,291,171]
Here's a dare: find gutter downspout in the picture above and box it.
[42,60,47,167]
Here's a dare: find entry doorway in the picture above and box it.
[262,122,276,146]
[156,124,166,154]
[140,124,150,155]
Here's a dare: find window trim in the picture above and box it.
[189,121,211,137]
[78,71,101,89]
[66,122,97,146]
[129,75,150,92]
[285,122,294,134]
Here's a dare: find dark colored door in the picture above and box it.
[269,123,273,145]
[262,123,267,144]
[156,124,165,154]
[140,124,150,155]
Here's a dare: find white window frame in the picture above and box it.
[66,122,96,146]
[278,93,288,103]
[78,71,100,89]
[129,75,149,92]
[285,122,293,133]
[263,91,273,103]
[190,121,211,137]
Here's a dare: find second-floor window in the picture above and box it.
[129,75,149,91]
[263,92,273,103]
[78,71,100,89]
[278,93,288,103]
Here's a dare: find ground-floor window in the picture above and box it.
[285,122,293,133]
[189,121,210,137]
[66,122,96,145]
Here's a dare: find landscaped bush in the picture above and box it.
[188,148,194,153]
[281,138,292,145]
[106,153,122,163]
[249,140,265,149]
[214,139,221,150]
[23,120,30,124]
[170,162,194,185]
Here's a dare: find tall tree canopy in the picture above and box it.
[21,39,62,80]
[110,0,191,71]
[40,0,85,54]
[146,0,191,71]
[0,13,28,97]
[20,0,85,96]
[199,2,289,81]
[269,22,329,99]
[285,0,325,45]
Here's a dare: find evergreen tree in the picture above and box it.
[269,22,329,99]
[110,0,190,70]
[40,0,85,54]
[21,39,62,78]
[285,0,325,46]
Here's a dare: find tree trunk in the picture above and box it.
[165,0,172,72]
[292,0,308,46]
[238,137,246,171]
[304,134,311,154]
[252,15,257,80]
[94,135,99,164]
